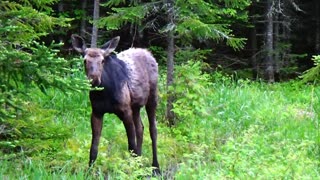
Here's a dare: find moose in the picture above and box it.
[71,35,160,174]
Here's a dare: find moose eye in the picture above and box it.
[102,59,105,64]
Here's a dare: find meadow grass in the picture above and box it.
[0,77,319,179]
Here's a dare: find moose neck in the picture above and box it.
[89,55,129,114]
[100,55,128,91]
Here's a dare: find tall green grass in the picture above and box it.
[1,68,319,179]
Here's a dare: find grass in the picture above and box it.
[1,75,319,179]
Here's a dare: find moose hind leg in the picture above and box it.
[146,92,160,173]
[132,107,143,156]
[89,113,103,167]
[118,109,137,155]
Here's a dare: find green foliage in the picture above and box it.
[156,48,212,126]
[171,61,212,121]
[301,55,320,84]
[0,102,72,157]
[0,41,89,138]
[170,62,212,142]
[0,77,319,178]
[0,0,79,121]
[173,80,319,179]
[1,0,319,178]
[99,5,147,30]
[0,0,89,158]
[100,0,250,50]
[213,125,319,179]
[175,48,211,65]
[0,1,69,43]
[174,0,249,49]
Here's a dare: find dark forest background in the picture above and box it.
[50,0,320,82]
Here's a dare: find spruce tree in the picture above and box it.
[0,0,88,151]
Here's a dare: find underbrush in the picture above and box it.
[1,61,319,179]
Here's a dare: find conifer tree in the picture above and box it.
[0,1,88,137]
[99,0,250,125]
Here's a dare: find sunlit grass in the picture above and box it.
[1,76,319,179]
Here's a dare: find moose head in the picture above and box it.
[71,35,120,86]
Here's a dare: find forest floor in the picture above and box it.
[0,78,319,179]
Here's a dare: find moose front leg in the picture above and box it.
[89,113,103,167]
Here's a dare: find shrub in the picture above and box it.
[301,55,320,84]
[0,101,72,158]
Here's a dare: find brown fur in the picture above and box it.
[71,35,160,174]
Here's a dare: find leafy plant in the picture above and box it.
[0,101,72,158]
[1,75,319,179]
[301,55,320,84]
[171,61,212,120]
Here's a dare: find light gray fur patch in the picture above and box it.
[117,48,158,106]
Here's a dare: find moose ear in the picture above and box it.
[71,34,87,53]
[101,36,120,55]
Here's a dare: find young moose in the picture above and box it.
[71,35,160,173]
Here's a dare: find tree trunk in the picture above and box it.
[166,0,175,126]
[58,1,64,43]
[80,0,87,37]
[274,11,280,81]
[249,3,258,79]
[265,0,275,83]
[250,24,258,79]
[315,0,320,52]
[91,0,100,48]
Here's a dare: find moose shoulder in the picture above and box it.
[71,35,160,174]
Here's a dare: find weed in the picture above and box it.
[1,64,319,178]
